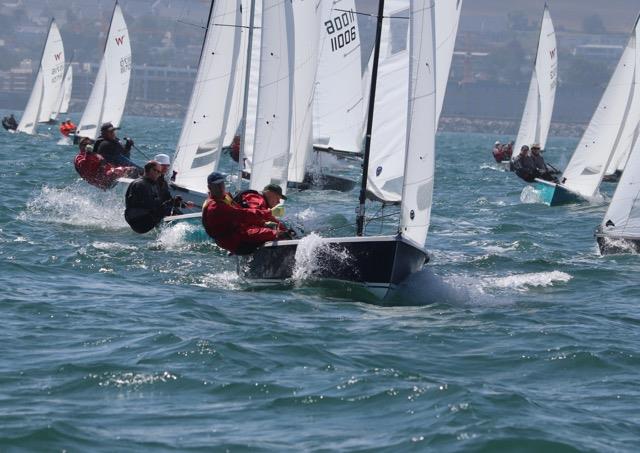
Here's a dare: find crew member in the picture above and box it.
[530,144,557,182]
[492,141,505,162]
[124,160,181,233]
[2,114,17,131]
[153,153,195,215]
[513,145,537,182]
[59,119,76,137]
[74,137,138,190]
[234,183,287,217]
[202,172,288,254]
[95,122,141,170]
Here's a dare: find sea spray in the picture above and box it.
[292,233,353,283]
[21,181,128,229]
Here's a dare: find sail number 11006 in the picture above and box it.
[325,9,357,52]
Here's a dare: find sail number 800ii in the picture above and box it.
[325,9,357,52]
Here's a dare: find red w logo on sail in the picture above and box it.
[115,36,125,45]
[54,53,62,61]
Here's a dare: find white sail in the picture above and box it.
[513,5,557,159]
[435,0,462,123]
[17,20,65,134]
[77,3,131,139]
[561,16,640,199]
[606,18,640,175]
[366,0,411,202]
[313,0,364,153]
[51,63,73,120]
[400,0,436,248]
[601,135,640,238]
[249,0,294,192]
[171,0,243,194]
[241,0,263,169]
[287,0,321,184]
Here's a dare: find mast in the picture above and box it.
[356,0,385,236]
[236,0,256,192]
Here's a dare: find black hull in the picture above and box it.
[239,236,428,299]
[596,233,640,255]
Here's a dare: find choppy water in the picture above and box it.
[1,114,639,451]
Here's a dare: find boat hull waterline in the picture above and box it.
[532,179,584,206]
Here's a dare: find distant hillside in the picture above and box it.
[464,0,637,33]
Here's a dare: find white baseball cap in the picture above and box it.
[154,153,171,165]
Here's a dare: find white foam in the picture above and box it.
[56,136,72,146]
[156,221,200,250]
[22,182,128,229]
[484,271,572,291]
[196,271,241,290]
[520,185,544,204]
[292,233,352,283]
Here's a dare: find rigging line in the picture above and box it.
[334,9,409,20]
[177,19,260,30]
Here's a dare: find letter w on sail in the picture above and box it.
[54,53,62,61]
[115,36,125,45]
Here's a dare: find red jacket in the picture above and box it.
[74,151,131,190]
[60,122,76,137]
[202,194,279,254]
[240,191,269,210]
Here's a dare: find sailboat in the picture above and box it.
[596,133,640,254]
[533,14,640,206]
[507,5,557,168]
[75,2,131,140]
[240,0,436,300]
[16,19,65,135]
[50,59,73,123]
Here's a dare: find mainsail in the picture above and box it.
[560,15,640,199]
[367,0,461,203]
[17,20,65,135]
[249,0,294,192]
[171,0,243,194]
[313,0,364,154]
[600,135,640,239]
[76,2,131,140]
[51,63,73,121]
[512,5,557,159]
[399,0,436,247]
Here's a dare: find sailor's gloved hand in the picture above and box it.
[173,196,183,207]
[271,205,285,217]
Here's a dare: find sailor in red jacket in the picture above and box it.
[74,138,138,190]
[202,172,288,255]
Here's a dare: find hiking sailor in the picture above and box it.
[95,122,141,171]
[124,160,183,233]
[530,144,557,182]
[59,119,76,137]
[202,172,290,255]
[234,183,287,218]
[74,137,138,190]
[513,145,537,182]
[153,153,195,214]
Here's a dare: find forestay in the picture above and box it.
[76,2,131,140]
[561,15,640,198]
[249,0,294,192]
[171,0,243,194]
[51,64,73,121]
[287,0,322,184]
[313,0,364,153]
[601,134,640,238]
[512,5,557,159]
[399,0,436,248]
[17,20,65,135]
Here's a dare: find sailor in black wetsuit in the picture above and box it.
[124,161,167,233]
[95,122,141,171]
[513,146,537,182]
[2,114,18,131]
[530,144,557,182]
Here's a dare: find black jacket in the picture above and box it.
[96,137,132,164]
[124,177,164,233]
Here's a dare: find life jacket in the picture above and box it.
[74,151,131,190]
[233,189,261,208]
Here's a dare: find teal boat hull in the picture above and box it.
[532,179,584,206]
